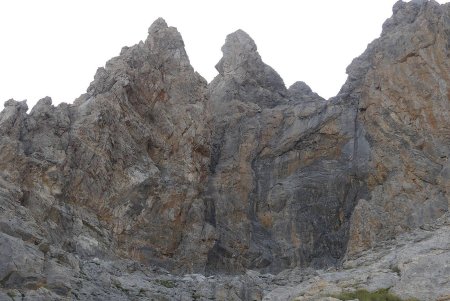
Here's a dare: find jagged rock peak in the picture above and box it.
[213,29,287,107]
[86,18,192,98]
[144,17,188,61]
[148,17,168,34]
[145,17,185,48]
[0,99,28,123]
[30,96,53,116]
[215,29,258,75]
[3,98,28,109]
[383,0,444,34]
[223,29,258,57]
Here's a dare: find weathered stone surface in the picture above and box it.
[0,213,446,300]
[206,30,367,273]
[213,29,287,108]
[0,233,45,290]
[0,18,212,275]
[346,0,450,255]
[0,1,450,300]
[64,18,212,272]
[265,213,450,301]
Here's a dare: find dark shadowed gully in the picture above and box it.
[0,1,449,300]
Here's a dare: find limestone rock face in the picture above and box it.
[206,31,367,273]
[66,18,213,272]
[1,1,450,299]
[346,0,450,255]
[0,18,212,277]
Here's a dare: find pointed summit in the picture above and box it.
[215,29,258,76]
[222,29,258,57]
[148,17,168,34]
[213,29,286,107]
[87,18,193,98]
[144,18,188,66]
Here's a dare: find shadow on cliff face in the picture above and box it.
[0,0,449,279]
[203,0,450,273]
[203,28,371,273]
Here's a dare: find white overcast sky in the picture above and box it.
[0,0,448,110]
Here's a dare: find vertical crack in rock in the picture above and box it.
[206,28,366,273]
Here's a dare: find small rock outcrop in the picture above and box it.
[0,1,449,300]
[213,29,287,108]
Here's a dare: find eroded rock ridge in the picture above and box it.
[0,1,449,300]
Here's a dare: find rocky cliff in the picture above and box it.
[0,1,449,300]
[347,0,450,255]
[206,29,365,273]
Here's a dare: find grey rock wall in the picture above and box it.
[206,29,368,273]
[0,1,449,299]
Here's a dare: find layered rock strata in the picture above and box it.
[346,0,450,254]
[0,18,212,278]
[0,0,449,300]
[206,29,367,273]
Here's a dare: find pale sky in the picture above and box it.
[0,0,448,110]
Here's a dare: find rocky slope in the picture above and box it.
[1,212,448,300]
[0,0,449,300]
